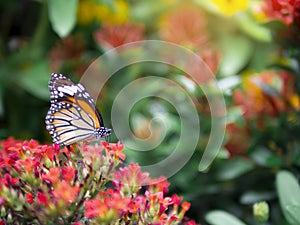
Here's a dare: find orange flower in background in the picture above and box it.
[94,22,145,48]
[159,5,210,50]
[233,70,298,119]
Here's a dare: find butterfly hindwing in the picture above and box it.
[45,73,111,146]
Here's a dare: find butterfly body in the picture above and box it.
[45,73,111,146]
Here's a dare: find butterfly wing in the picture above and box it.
[45,73,108,145]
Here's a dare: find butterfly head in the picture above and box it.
[94,127,112,139]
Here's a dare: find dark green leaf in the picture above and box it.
[240,191,275,204]
[19,61,50,100]
[0,84,3,117]
[216,157,254,181]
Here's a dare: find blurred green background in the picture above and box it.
[2,0,300,224]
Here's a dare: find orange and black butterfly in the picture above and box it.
[45,73,111,146]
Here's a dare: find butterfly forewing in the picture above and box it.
[45,73,110,146]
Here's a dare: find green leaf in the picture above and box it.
[206,210,248,225]
[48,0,78,37]
[240,191,275,204]
[219,35,253,76]
[236,12,272,42]
[0,84,3,117]
[216,157,254,181]
[276,170,300,225]
[250,146,284,167]
[19,61,50,100]
[226,106,244,124]
[286,205,300,222]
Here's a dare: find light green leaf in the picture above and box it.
[286,205,300,222]
[226,106,244,124]
[219,35,253,77]
[206,210,248,225]
[48,0,78,37]
[236,12,272,42]
[216,157,254,181]
[19,61,50,100]
[276,170,300,225]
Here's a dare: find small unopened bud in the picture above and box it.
[253,201,269,223]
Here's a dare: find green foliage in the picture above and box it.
[276,171,300,225]
[206,210,248,225]
[48,0,78,37]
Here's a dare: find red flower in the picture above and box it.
[224,123,251,156]
[37,192,49,206]
[159,5,209,50]
[113,163,149,193]
[72,222,83,225]
[233,71,291,119]
[53,181,79,203]
[84,189,130,220]
[41,167,60,183]
[149,176,170,193]
[185,220,198,225]
[94,22,144,49]
[263,0,295,25]
[1,174,19,186]
[84,198,106,218]
[62,166,76,183]
[171,194,183,206]
[26,193,34,204]
[181,201,191,213]
[16,157,40,173]
[104,141,126,161]
[48,35,86,74]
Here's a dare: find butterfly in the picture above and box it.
[45,73,111,147]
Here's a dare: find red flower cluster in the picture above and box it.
[263,0,300,27]
[94,22,145,49]
[225,70,300,156]
[0,138,197,224]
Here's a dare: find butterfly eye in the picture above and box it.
[45,73,112,146]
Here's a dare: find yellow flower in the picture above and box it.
[107,0,129,24]
[77,1,96,25]
[211,0,248,16]
[77,0,129,26]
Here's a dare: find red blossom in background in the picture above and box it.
[159,5,209,49]
[263,0,296,25]
[94,22,145,48]
[262,0,300,29]
[233,70,297,119]
[48,35,88,75]
[0,138,197,224]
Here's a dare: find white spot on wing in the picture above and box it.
[58,86,75,96]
